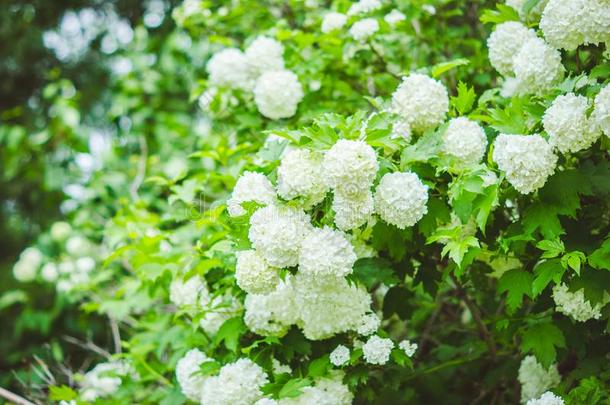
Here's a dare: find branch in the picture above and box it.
[0,387,36,405]
[450,273,497,360]
[109,317,122,354]
[62,335,112,360]
[129,135,148,201]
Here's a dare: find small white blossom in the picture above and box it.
[349,18,379,42]
[235,250,280,295]
[362,335,394,365]
[245,36,285,77]
[244,278,299,337]
[374,172,428,229]
[176,349,211,401]
[552,283,605,322]
[398,340,418,357]
[254,70,304,120]
[227,171,276,217]
[169,276,204,307]
[206,48,254,91]
[357,313,381,336]
[330,345,351,366]
[277,148,328,206]
[492,134,558,194]
[442,117,488,164]
[518,356,561,403]
[384,9,406,25]
[41,263,59,282]
[80,361,132,401]
[50,221,72,241]
[200,358,269,405]
[348,0,382,16]
[321,12,347,33]
[543,93,601,153]
[526,391,565,405]
[592,84,609,136]
[391,73,449,133]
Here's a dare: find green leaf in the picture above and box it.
[450,82,476,115]
[391,348,414,368]
[198,360,222,377]
[351,258,399,289]
[521,322,566,368]
[522,203,564,240]
[536,238,565,259]
[49,385,77,401]
[430,59,470,78]
[0,290,28,310]
[213,317,247,352]
[383,286,413,319]
[589,237,610,271]
[480,4,521,24]
[532,259,565,297]
[308,355,330,377]
[497,269,532,313]
[561,251,586,275]
[278,378,313,399]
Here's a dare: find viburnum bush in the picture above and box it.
[6,0,610,404]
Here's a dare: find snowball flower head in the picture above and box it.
[385,9,406,25]
[298,226,357,279]
[277,149,328,206]
[330,345,351,366]
[294,273,372,340]
[245,36,285,77]
[41,263,59,282]
[442,117,488,164]
[391,73,449,133]
[399,340,418,357]
[323,140,378,196]
[543,93,600,153]
[206,48,253,91]
[526,391,565,405]
[13,247,43,281]
[349,18,379,42]
[235,249,280,294]
[592,84,610,136]
[391,118,412,143]
[492,134,557,194]
[513,37,564,95]
[200,358,268,405]
[540,0,609,51]
[66,235,90,256]
[80,362,131,401]
[227,171,276,217]
[282,372,353,405]
[362,335,394,365]
[332,190,374,231]
[170,276,204,307]
[348,0,382,16]
[518,356,561,403]
[254,70,304,120]
[552,283,604,322]
[176,349,212,401]
[249,205,311,268]
[357,313,381,336]
[321,12,347,33]
[487,22,537,76]
[374,172,428,229]
[244,278,299,336]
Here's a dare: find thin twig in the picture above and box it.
[129,135,148,201]
[450,273,497,360]
[62,335,112,359]
[109,317,122,354]
[0,387,36,405]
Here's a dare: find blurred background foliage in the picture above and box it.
[0,0,505,401]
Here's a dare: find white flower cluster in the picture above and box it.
[244,278,298,336]
[356,313,381,336]
[199,290,242,335]
[540,0,610,51]
[235,250,280,294]
[593,84,609,136]
[374,172,428,229]
[362,335,394,365]
[227,171,276,217]
[277,149,328,206]
[526,392,565,405]
[349,18,379,42]
[80,361,134,402]
[206,37,304,119]
[552,283,604,322]
[13,247,43,282]
[279,371,353,405]
[384,9,406,25]
[299,226,357,278]
[442,117,488,165]
[398,340,418,357]
[543,93,601,154]
[492,134,558,194]
[176,349,212,401]
[518,356,561,403]
[391,73,449,133]
[330,345,351,366]
[321,12,347,33]
[348,0,382,16]
[487,22,563,95]
[169,275,205,307]
[200,358,269,405]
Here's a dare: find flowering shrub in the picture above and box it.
[3,0,610,404]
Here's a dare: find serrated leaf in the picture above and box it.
[497,269,532,313]
[532,259,565,297]
[451,81,476,115]
[351,258,399,289]
[278,378,312,399]
[589,237,610,271]
[49,385,77,401]
[430,59,470,78]
[213,317,246,352]
[521,322,565,368]
[480,4,520,24]
[536,238,565,258]
[308,355,330,378]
